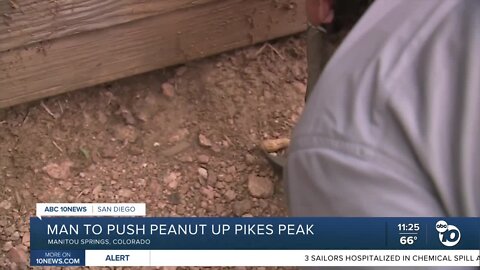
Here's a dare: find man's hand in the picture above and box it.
[306,0,334,26]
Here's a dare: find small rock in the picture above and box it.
[100,146,117,158]
[0,200,12,210]
[80,188,90,196]
[5,225,15,235]
[212,145,221,153]
[215,204,225,215]
[245,154,256,164]
[137,178,147,187]
[292,81,306,94]
[52,187,67,200]
[177,155,193,163]
[2,241,13,252]
[224,175,233,183]
[120,109,136,125]
[176,205,186,215]
[200,187,215,200]
[162,141,191,156]
[13,191,21,205]
[7,246,27,266]
[118,188,133,198]
[248,174,274,198]
[198,168,208,179]
[233,199,251,216]
[42,161,74,180]
[113,125,138,142]
[16,243,28,252]
[162,82,175,98]
[164,172,178,183]
[164,172,180,190]
[168,128,189,143]
[197,154,210,164]
[21,233,30,246]
[92,185,103,196]
[167,192,181,205]
[11,231,20,241]
[236,164,247,172]
[215,181,225,190]
[207,173,217,186]
[19,225,28,234]
[264,90,273,99]
[111,171,120,180]
[224,190,236,201]
[226,165,236,174]
[198,134,212,147]
[168,180,178,190]
[157,202,166,209]
[129,145,144,156]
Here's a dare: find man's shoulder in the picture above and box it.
[292,0,476,171]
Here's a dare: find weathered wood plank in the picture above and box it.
[0,0,217,52]
[0,0,306,108]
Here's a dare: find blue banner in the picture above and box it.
[30,217,480,250]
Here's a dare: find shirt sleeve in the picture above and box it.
[285,140,446,217]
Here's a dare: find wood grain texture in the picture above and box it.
[0,0,306,108]
[0,0,217,52]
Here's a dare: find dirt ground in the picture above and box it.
[0,34,307,269]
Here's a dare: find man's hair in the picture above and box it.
[329,0,374,33]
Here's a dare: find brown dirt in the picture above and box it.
[0,35,307,269]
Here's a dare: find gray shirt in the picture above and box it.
[287,0,480,218]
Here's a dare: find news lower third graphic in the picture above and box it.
[30,203,480,267]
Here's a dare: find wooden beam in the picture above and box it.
[0,0,217,52]
[0,0,306,108]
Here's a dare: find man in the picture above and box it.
[287,0,480,229]
[286,2,479,269]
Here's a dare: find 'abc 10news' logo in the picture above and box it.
[435,220,461,247]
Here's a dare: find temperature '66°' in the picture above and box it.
[400,236,418,245]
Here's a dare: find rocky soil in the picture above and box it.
[0,35,307,270]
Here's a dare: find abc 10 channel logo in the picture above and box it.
[435,220,461,247]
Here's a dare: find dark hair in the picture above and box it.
[327,0,374,33]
